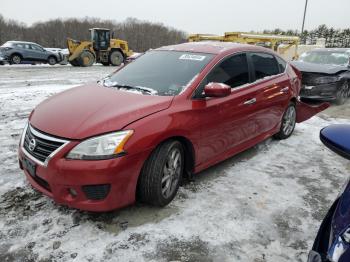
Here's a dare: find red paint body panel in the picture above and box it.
[296,101,330,123]
[19,42,326,212]
[30,84,173,139]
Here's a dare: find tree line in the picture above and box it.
[0,14,349,51]
[0,15,187,52]
[262,24,350,48]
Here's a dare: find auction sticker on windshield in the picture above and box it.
[179,54,206,61]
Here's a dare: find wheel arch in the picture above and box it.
[47,55,57,61]
[10,52,23,59]
[136,135,195,183]
[135,135,196,202]
[10,52,23,58]
[290,97,297,104]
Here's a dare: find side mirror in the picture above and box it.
[204,82,231,98]
[320,124,350,160]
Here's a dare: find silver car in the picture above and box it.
[0,41,63,65]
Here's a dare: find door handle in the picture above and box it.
[281,86,289,93]
[243,98,256,105]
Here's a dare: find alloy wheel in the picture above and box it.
[12,55,21,64]
[161,148,182,199]
[282,105,296,136]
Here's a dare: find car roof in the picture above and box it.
[6,41,39,45]
[155,41,272,55]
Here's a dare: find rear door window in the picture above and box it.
[31,45,44,52]
[250,53,280,80]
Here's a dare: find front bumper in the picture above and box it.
[0,55,8,64]
[18,141,151,212]
[300,82,341,101]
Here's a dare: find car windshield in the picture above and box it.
[104,50,214,96]
[1,42,13,48]
[299,51,350,66]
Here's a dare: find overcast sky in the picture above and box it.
[1,0,349,34]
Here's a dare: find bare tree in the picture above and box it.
[0,15,187,51]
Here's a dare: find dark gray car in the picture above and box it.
[291,48,350,105]
[0,41,63,65]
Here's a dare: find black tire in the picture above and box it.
[10,54,22,65]
[137,140,184,207]
[109,50,124,66]
[69,59,80,67]
[77,51,95,67]
[335,81,349,105]
[47,56,57,66]
[274,102,297,140]
[101,62,110,66]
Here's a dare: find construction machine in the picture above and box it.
[188,32,300,60]
[67,28,133,67]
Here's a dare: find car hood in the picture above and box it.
[291,61,348,75]
[30,83,174,139]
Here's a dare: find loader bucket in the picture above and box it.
[296,100,330,123]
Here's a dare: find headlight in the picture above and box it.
[66,130,133,160]
[315,76,340,84]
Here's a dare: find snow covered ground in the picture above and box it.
[0,64,349,262]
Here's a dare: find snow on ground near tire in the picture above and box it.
[0,65,349,262]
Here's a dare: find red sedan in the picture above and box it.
[18,42,327,211]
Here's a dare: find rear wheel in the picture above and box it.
[274,102,296,140]
[48,56,57,65]
[109,50,124,66]
[335,81,349,105]
[78,51,95,67]
[10,54,22,65]
[137,140,184,207]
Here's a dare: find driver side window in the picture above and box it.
[194,53,250,98]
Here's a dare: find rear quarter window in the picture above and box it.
[276,56,287,73]
[250,53,280,80]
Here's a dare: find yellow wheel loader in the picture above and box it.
[67,28,133,67]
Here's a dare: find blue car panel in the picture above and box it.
[308,124,350,262]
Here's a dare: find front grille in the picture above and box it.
[301,88,314,96]
[23,125,65,163]
[82,184,111,200]
[301,72,326,85]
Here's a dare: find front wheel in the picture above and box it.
[48,56,57,65]
[137,140,184,207]
[78,51,95,67]
[335,81,349,105]
[10,54,22,65]
[274,102,296,140]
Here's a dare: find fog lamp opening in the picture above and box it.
[68,188,78,198]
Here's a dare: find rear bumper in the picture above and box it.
[300,82,341,101]
[18,146,151,212]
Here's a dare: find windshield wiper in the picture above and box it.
[112,84,157,95]
[100,78,158,95]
